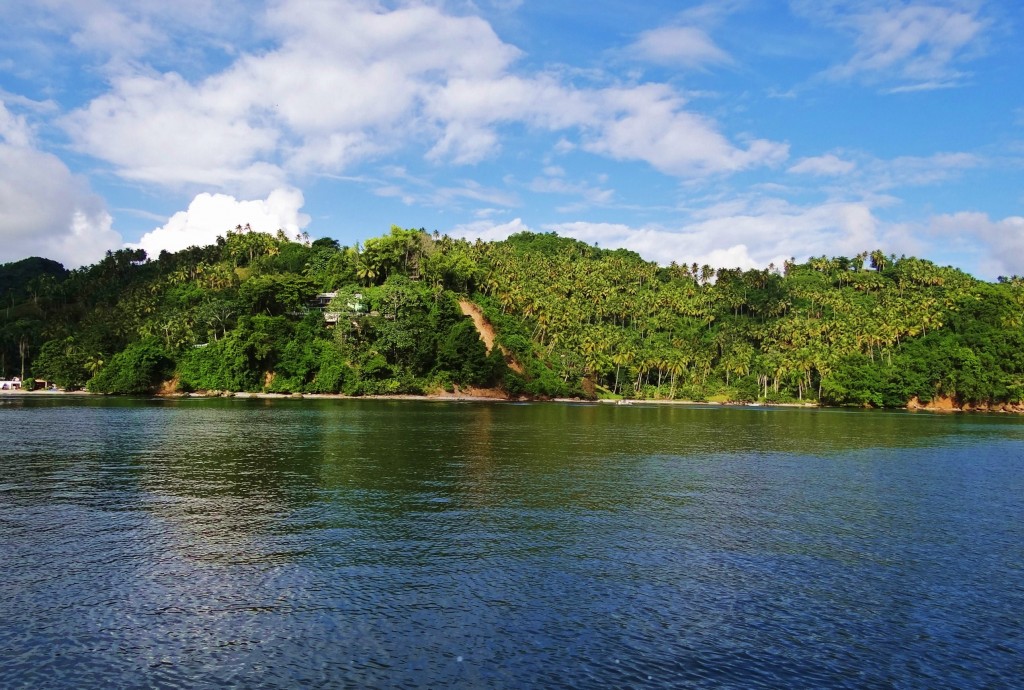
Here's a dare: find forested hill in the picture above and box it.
[3,225,1023,408]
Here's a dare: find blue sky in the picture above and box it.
[1,0,1022,278]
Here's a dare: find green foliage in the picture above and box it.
[437,319,492,386]
[500,231,601,259]
[305,240,354,290]
[4,225,1024,408]
[311,237,341,251]
[225,225,278,267]
[0,257,68,304]
[266,315,340,393]
[422,239,480,292]
[820,356,887,407]
[256,241,312,274]
[307,340,351,393]
[523,364,577,398]
[178,338,258,392]
[32,337,89,389]
[238,274,317,316]
[87,340,174,394]
[177,315,294,392]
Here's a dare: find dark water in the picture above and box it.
[1,398,1022,688]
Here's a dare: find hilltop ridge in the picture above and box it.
[3,226,1023,409]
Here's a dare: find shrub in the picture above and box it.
[87,340,174,394]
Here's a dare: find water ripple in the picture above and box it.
[1,399,1022,687]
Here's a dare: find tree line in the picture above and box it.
[2,225,1022,407]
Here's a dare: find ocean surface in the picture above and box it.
[1,397,1022,688]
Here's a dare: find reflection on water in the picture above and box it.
[1,398,1023,688]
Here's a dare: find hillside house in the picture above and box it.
[309,292,363,324]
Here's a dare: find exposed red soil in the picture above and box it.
[458,299,525,374]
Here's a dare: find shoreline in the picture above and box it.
[5,387,1024,414]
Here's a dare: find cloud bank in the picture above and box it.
[0,102,121,267]
[59,0,788,195]
[129,187,311,258]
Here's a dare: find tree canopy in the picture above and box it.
[2,227,1022,409]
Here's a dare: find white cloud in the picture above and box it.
[426,122,501,165]
[628,25,732,68]
[435,72,590,126]
[448,217,533,243]
[788,154,856,176]
[443,180,519,207]
[69,5,163,59]
[582,84,789,175]
[60,0,523,188]
[1,0,253,66]
[0,102,121,267]
[128,187,309,257]
[927,212,1024,279]
[444,197,894,270]
[783,149,981,198]
[439,193,1024,281]
[62,71,284,192]
[822,3,987,90]
[542,218,768,269]
[0,103,33,147]
[426,75,789,174]
[639,201,882,265]
[58,0,786,194]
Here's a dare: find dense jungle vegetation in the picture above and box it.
[2,225,1023,407]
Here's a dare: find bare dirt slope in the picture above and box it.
[458,299,525,374]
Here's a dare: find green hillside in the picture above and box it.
[3,225,1023,408]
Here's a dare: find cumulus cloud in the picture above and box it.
[544,201,886,269]
[128,187,310,257]
[582,85,789,176]
[58,0,787,193]
[62,71,284,192]
[62,0,522,189]
[443,190,1024,280]
[0,103,32,147]
[448,217,533,243]
[426,74,789,173]
[927,212,1024,279]
[0,102,121,267]
[443,196,895,270]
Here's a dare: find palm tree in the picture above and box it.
[611,348,634,396]
[666,356,686,400]
[85,355,105,377]
[356,261,378,287]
